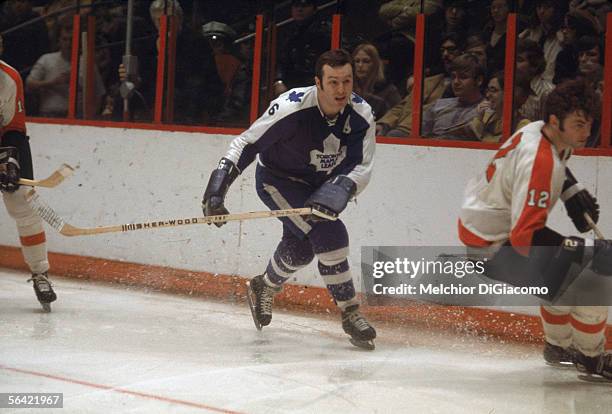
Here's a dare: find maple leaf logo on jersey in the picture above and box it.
[352,93,363,104]
[309,133,346,174]
[287,91,305,103]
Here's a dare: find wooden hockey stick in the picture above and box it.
[584,213,605,239]
[26,190,320,237]
[18,164,75,188]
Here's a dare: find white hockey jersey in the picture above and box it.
[459,121,571,254]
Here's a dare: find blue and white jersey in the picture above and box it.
[224,85,375,194]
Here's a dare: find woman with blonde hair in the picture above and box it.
[352,43,401,120]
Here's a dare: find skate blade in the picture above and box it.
[349,338,375,351]
[246,281,262,331]
[546,361,575,369]
[578,374,612,384]
[40,302,51,313]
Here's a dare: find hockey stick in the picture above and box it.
[26,190,320,237]
[584,213,605,240]
[18,164,75,188]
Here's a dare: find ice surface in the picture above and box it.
[1,269,610,414]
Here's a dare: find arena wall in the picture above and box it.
[1,123,610,338]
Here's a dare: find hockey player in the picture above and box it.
[202,49,377,349]
[458,79,611,381]
[0,42,57,312]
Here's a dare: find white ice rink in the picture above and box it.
[1,268,611,414]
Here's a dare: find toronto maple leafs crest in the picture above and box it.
[309,134,346,174]
[287,91,305,103]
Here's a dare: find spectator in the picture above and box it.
[352,43,401,120]
[273,0,331,97]
[203,22,251,126]
[569,0,612,32]
[443,0,469,33]
[26,24,105,118]
[0,0,50,77]
[465,33,488,74]
[575,35,604,147]
[466,71,530,142]
[116,0,223,124]
[422,53,484,140]
[339,0,390,52]
[554,8,601,84]
[378,0,444,93]
[376,32,464,137]
[519,0,568,82]
[515,38,554,122]
[483,0,510,73]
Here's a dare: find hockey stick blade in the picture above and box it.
[27,191,312,237]
[18,164,75,188]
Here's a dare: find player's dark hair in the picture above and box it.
[543,79,600,124]
[315,49,354,82]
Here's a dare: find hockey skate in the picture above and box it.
[27,272,57,312]
[342,304,376,350]
[246,274,281,331]
[575,352,612,383]
[543,342,575,368]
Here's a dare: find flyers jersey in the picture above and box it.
[0,60,26,136]
[458,121,570,253]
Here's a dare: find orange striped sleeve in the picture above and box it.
[458,219,492,247]
[510,139,554,255]
[0,61,27,134]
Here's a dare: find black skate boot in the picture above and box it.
[342,304,376,350]
[576,351,612,383]
[246,274,281,330]
[27,272,57,312]
[543,342,575,368]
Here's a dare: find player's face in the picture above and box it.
[555,111,593,149]
[316,63,353,117]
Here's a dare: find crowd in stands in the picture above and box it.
[0,0,608,144]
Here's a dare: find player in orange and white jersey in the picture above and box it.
[0,43,57,312]
[458,79,611,381]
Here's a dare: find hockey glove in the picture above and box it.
[305,175,356,222]
[558,236,612,276]
[561,168,599,233]
[0,146,20,193]
[202,158,239,227]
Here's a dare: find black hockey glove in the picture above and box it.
[305,175,356,222]
[561,168,599,233]
[202,158,239,227]
[0,146,20,193]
